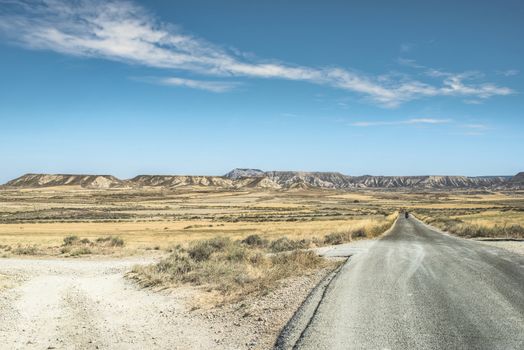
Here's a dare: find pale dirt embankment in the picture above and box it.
[0,256,332,350]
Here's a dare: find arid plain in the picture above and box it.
[1,185,523,251]
[1,178,523,349]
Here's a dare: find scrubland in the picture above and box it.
[1,186,523,349]
[1,186,523,296]
[0,187,395,255]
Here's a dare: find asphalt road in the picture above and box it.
[294,216,524,350]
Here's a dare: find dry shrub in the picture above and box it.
[69,247,92,256]
[63,235,79,246]
[323,232,350,245]
[131,239,332,299]
[241,234,267,247]
[59,235,125,256]
[269,237,310,252]
[13,245,39,255]
[188,237,229,261]
[96,236,125,247]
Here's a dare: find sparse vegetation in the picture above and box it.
[1,186,522,257]
[96,236,125,247]
[419,215,524,239]
[240,234,267,247]
[323,232,350,245]
[56,235,125,256]
[13,245,39,255]
[70,247,92,256]
[269,237,311,252]
[131,236,335,301]
[63,235,79,246]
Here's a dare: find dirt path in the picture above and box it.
[0,257,216,350]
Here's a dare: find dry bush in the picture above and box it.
[323,232,351,245]
[69,247,92,256]
[269,237,310,252]
[63,235,79,246]
[58,235,125,256]
[188,237,229,261]
[240,234,267,247]
[96,236,125,247]
[131,239,333,300]
[13,245,39,255]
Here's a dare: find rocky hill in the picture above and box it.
[2,170,520,190]
[224,168,265,180]
[510,172,524,185]
[225,169,513,189]
[129,175,236,188]
[349,175,510,189]
[4,174,124,189]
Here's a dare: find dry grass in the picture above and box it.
[57,235,125,256]
[418,214,524,239]
[129,212,398,302]
[130,236,339,302]
[1,186,522,254]
[0,187,398,253]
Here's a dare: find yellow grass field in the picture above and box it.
[1,186,523,253]
[0,218,387,248]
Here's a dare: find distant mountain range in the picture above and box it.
[3,170,523,190]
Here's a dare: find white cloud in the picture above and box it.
[351,118,451,127]
[158,77,239,92]
[0,0,515,107]
[463,99,483,105]
[463,123,487,129]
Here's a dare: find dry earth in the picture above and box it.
[0,256,333,350]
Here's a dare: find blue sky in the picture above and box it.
[0,0,523,182]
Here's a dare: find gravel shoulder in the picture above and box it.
[0,255,334,349]
[474,239,524,256]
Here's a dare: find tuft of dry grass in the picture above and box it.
[12,245,40,255]
[130,237,337,301]
[58,235,125,256]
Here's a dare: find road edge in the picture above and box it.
[273,263,344,350]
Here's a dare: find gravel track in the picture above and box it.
[0,257,215,350]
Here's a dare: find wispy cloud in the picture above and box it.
[497,69,519,77]
[351,118,451,127]
[0,0,515,107]
[463,123,488,129]
[159,77,239,92]
[400,43,413,53]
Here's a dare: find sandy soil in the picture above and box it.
[0,256,331,350]
[0,257,217,350]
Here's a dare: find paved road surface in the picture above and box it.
[295,216,524,350]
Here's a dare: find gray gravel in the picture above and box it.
[293,215,524,350]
